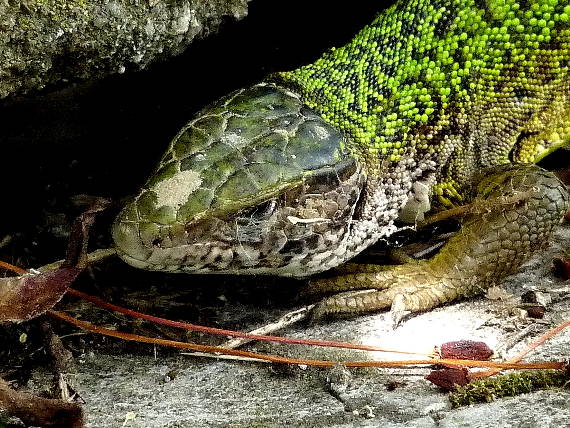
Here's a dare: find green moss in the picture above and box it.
[30,0,89,22]
[449,370,570,407]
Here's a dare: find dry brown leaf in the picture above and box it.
[0,198,109,322]
[0,378,84,427]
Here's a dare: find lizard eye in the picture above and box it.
[237,199,278,222]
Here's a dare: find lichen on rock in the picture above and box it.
[0,0,251,98]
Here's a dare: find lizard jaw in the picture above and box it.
[112,164,366,276]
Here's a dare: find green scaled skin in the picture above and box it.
[277,0,570,206]
[113,0,570,320]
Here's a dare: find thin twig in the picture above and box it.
[37,248,117,273]
[0,249,116,275]
[180,352,271,363]
[219,305,314,349]
[66,289,429,355]
[494,323,542,358]
[0,378,84,428]
[0,258,431,356]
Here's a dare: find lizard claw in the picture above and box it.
[307,300,329,324]
[390,294,411,328]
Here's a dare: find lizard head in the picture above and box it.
[112,83,365,276]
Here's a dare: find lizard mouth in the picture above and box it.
[112,159,365,276]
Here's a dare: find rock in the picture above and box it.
[0,0,250,98]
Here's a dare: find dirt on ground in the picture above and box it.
[0,1,569,426]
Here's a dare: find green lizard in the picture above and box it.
[112,0,570,322]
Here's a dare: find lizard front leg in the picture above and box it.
[308,165,569,324]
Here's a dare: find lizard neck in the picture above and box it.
[274,0,570,207]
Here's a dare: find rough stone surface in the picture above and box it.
[0,2,567,426]
[18,224,570,428]
[0,0,250,98]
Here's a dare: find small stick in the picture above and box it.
[219,305,314,349]
[180,352,270,363]
[37,248,117,273]
[0,378,84,428]
[471,318,570,379]
[494,324,541,358]
[0,260,430,356]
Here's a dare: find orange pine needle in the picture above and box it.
[2,257,568,372]
[48,310,566,370]
[0,260,27,275]
[471,318,570,379]
[66,288,426,356]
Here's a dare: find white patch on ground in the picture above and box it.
[152,170,202,209]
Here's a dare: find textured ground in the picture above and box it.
[21,223,570,427]
[0,1,568,427]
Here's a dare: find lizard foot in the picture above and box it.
[307,165,569,325]
[308,260,457,326]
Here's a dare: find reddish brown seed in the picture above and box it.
[426,368,470,391]
[526,306,545,319]
[440,340,493,360]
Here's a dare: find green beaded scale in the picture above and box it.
[277,0,570,205]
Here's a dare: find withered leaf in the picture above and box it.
[0,267,82,322]
[0,198,109,322]
[426,368,470,391]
